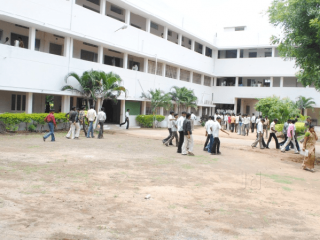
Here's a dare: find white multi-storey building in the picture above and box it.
[0,0,319,126]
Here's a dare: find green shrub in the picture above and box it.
[28,124,37,132]
[136,115,165,128]
[275,122,305,135]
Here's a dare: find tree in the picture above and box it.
[62,70,101,109]
[255,96,301,123]
[268,0,320,90]
[96,71,127,110]
[141,89,172,128]
[170,86,198,112]
[295,96,315,115]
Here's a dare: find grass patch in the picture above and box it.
[195,155,218,164]
[282,186,292,191]
[27,145,40,149]
[258,173,304,185]
[181,164,193,169]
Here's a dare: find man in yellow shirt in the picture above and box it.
[230,113,236,132]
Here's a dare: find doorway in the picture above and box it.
[102,100,121,123]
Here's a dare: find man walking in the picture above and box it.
[66,107,78,139]
[74,108,80,140]
[281,120,299,154]
[120,109,130,129]
[79,106,87,136]
[177,111,186,153]
[243,114,250,136]
[211,116,229,155]
[190,112,197,131]
[204,116,214,152]
[164,113,179,147]
[97,107,107,139]
[43,109,57,142]
[235,113,239,133]
[264,116,270,139]
[279,119,289,146]
[162,111,174,145]
[251,113,256,133]
[182,113,194,156]
[251,118,265,149]
[86,105,96,138]
[266,119,279,149]
[230,114,236,132]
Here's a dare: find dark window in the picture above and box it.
[10,33,29,49]
[87,0,100,5]
[81,49,98,62]
[131,24,141,29]
[249,52,257,58]
[83,4,99,13]
[205,47,212,57]
[189,40,191,45]
[235,27,245,31]
[226,50,237,58]
[168,30,172,36]
[11,94,16,110]
[17,95,21,111]
[49,43,63,56]
[104,55,122,67]
[0,30,3,41]
[240,49,244,58]
[265,52,272,57]
[22,95,26,111]
[111,5,123,14]
[35,39,40,51]
[151,22,158,30]
[70,97,73,109]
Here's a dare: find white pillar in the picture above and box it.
[199,106,202,117]
[98,45,104,64]
[213,77,217,86]
[125,10,130,25]
[123,53,128,69]
[163,26,168,40]
[28,27,36,50]
[270,77,274,88]
[178,34,182,46]
[160,107,164,115]
[211,77,213,87]
[146,19,151,33]
[61,96,71,113]
[64,37,71,57]
[237,49,240,58]
[234,98,238,114]
[100,0,106,15]
[280,77,284,87]
[25,92,33,114]
[202,45,206,55]
[142,101,146,115]
[190,71,193,83]
[240,99,244,114]
[272,47,275,57]
[144,58,148,73]
[162,63,166,77]
[191,40,195,51]
[120,100,126,123]
[176,67,180,80]
[201,75,204,85]
[235,77,239,87]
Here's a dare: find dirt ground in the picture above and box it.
[0,126,320,240]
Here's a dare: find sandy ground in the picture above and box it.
[0,126,320,240]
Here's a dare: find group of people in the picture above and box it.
[2,36,25,48]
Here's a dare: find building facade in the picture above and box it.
[0,0,319,126]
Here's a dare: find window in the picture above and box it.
[49,43,63,56]
[22,95,26,111]
[205,47,212,57]
[10,33,29,49]
[81,49,98,62]
[16,95,21,110]
[182,37,184,42]
[235,27,245,31]
[204,76,211,86]
[168,30,172,36]
[87,0,100,5]
[11,94,16,111]
[240,49,244,58]
[226,50,237,58]
[0,30,2,41]
[189,40,191,45]
[249,52,257,58]
[265,52,272,57]
[131,24,141,29]
[111,5,123,15]
[151,22,158,30]
[83,5,99,13]
[35,39,40,51]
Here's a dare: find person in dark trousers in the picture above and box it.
[79,106,87,136]
[251,113,256,133]
[120,109,130,129]
[65,107,77,139]
[164,113,179,146]
[162,111,175,145]
[97,107,107,139]
[211,117,229,155]
[43,109,57,142]
[266,118,280,149]
[203,116,214,151]
[177,111,186,153]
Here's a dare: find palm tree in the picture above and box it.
[141,89,172,128]
[296,96,315,115]
[62,70,101,109]
[96,71,127,110]
[170,86,198,112]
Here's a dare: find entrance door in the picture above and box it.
[102,100,121,123]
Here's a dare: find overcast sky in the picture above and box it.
[125,0,277,42]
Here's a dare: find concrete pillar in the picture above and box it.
[176,67,180,80]
[61,96,71,113]
[28,27,36,50]
[142,101,146,115]
[202,45,206,55]
[178,34,182,46]
[272,47,275,57]
[123,53,128,69]
[144,58,148,73]
[100,0,106,15]
[201,75,204,85]
[270,77,274,87]
[234,98,238,114]
[190,71,193,83]
[160,107,164,115]
[191,40,195,51]
[120,100,126,123]
[163,26,168,40]
[25,92,33,114]
[280,77,284,87]
[125,10,130,25]
[162,63,166,77]
[211,77,213,87]
[199,106,202,117]
[64,37,71,57]
[213,77,217,86]
[98,45,104,64]
[146,19,151,33]
[237,49,240,58]
[235,77,239,87]
[240,99,244,114]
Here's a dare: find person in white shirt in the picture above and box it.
[210,117,229,155]
[203,116,214,152]
[255,116,261,133]
[86,105,97,138]
[163,111,175,145]
[251,113,256,133]
[177,111,186,153]
[251,118,265,149]
[164,114,179,146]
[120,109,130,129]
[190,112,197,131]
[266,118,279,149]
[242,114,250,136]
[97,107,107,139]
[235,114,240,133]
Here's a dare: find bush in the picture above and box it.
[275,122,305,136]
[136,115,165,128]
[28,124,37,132]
